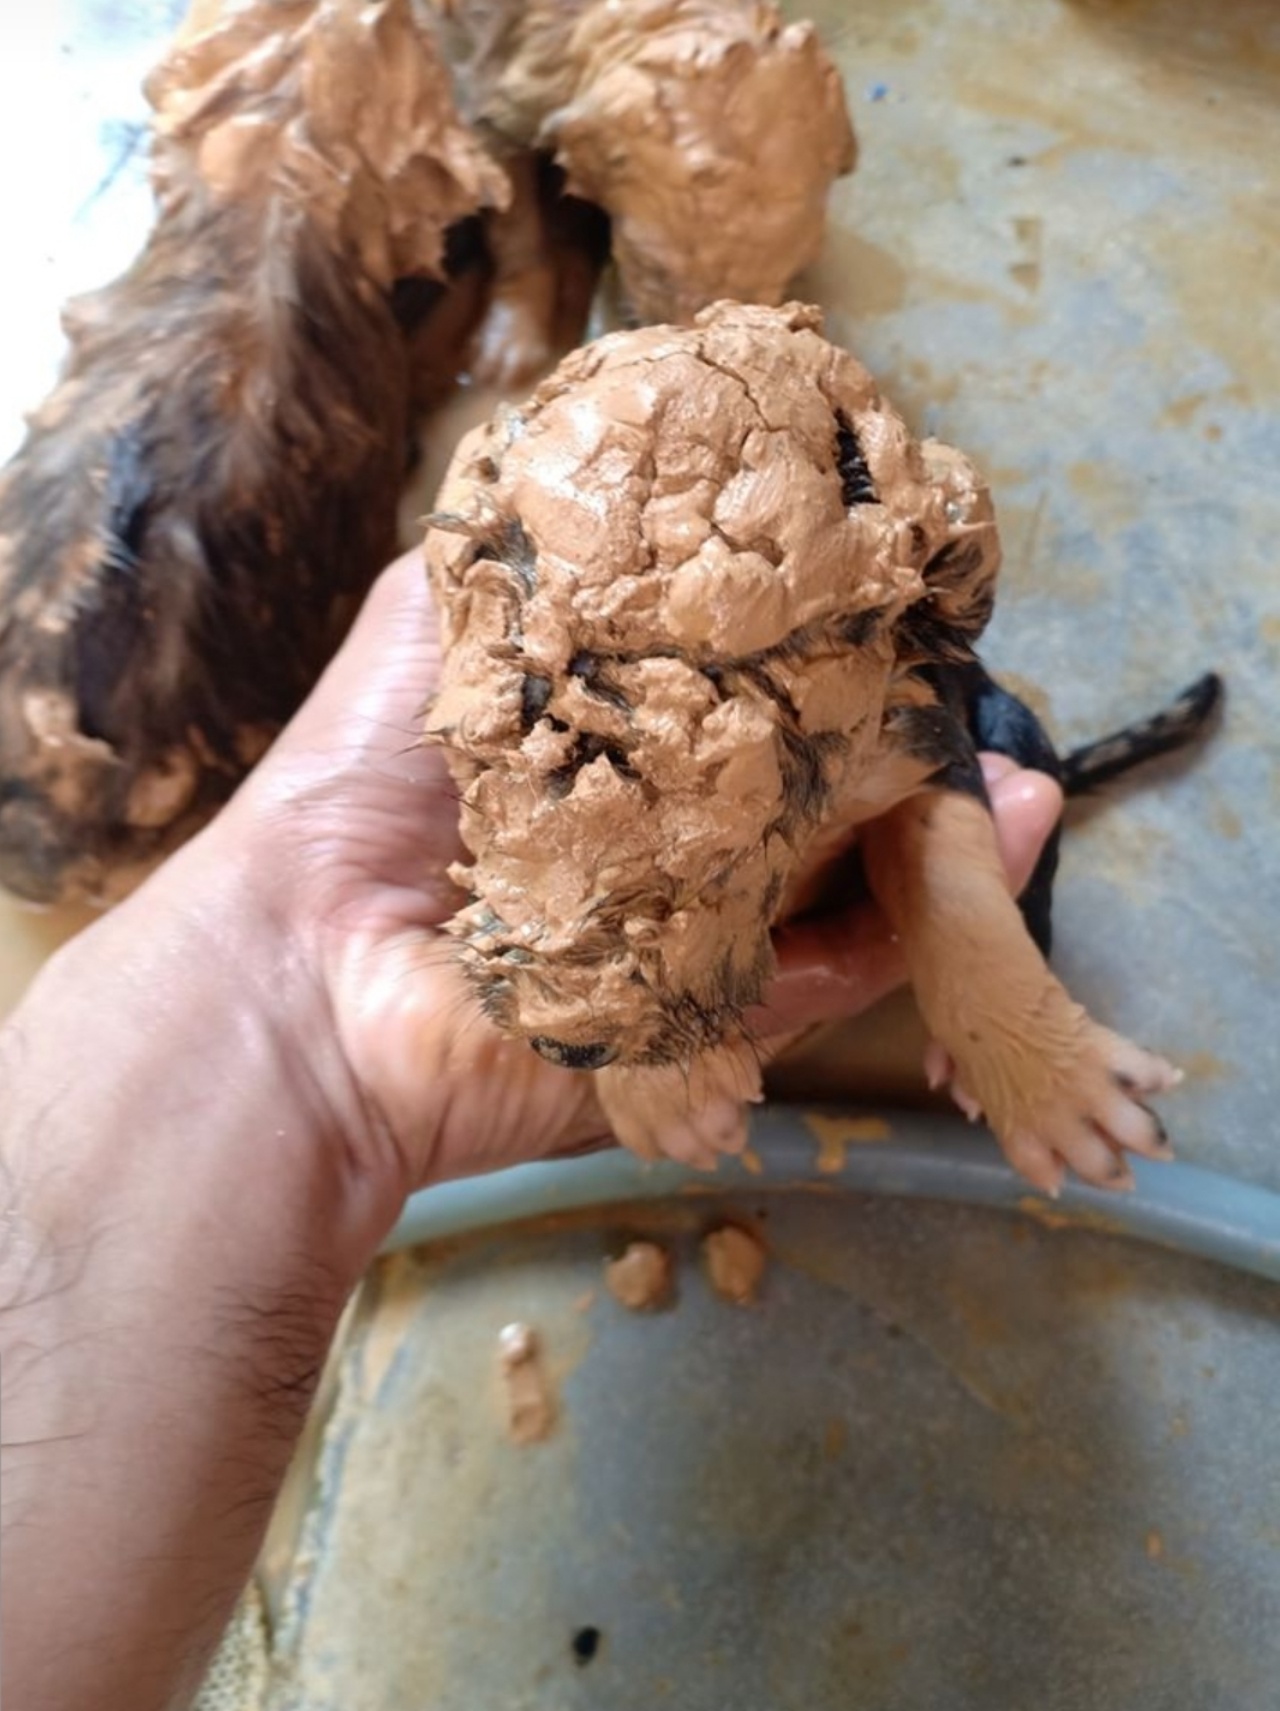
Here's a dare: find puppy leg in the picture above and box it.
[469,149,561,390]
[595,1041,764,1170]
[861,786,1179,1193]
[958,663,1063,957]
[927,659,1064,957]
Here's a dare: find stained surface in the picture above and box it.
[787,0,1280,1187]
[256,1198,1280,1710]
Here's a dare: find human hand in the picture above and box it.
[0,550,1061,1711]
[218,549,1064,1204]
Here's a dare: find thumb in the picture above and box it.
[751,763,1065,1038]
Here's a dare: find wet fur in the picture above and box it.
[0,207,413,902]
[0,0,850,903]
[438,0,856,380]
[441,536,939,1057]
[434,357,1218,1065]
[0,0,501,905]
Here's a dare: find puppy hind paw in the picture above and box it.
[931,1019,1178,1194]
[924,1039,984,1124]
[1000,1026,1178,1193]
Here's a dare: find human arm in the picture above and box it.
[0,550,1061,1711]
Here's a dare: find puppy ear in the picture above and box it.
[539,99,602,202]
[779,20,858,176]
[539,64,653,203]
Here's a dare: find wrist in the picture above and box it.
[0,827,397,1711]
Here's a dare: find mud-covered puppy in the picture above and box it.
[0,0,504,906]
[423,301,1220,1194]
[0,0,852,906]
[431,0,856,384]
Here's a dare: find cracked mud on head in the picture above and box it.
[424,299,1000,1070]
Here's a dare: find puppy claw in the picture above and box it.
[924,1038,952,1092]
[1105,1036,1182,1097]
[924,1040,985,1123]
[953,1081,984,1125]
[1004,1129,1065,1198]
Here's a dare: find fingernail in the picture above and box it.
[1000,777,1048,809]
[980,753,1017,786]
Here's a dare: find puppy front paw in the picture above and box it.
[597,1044,763,1170]
[467,287,557,392]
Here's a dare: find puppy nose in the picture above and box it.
[529,1037,619,1071]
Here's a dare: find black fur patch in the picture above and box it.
[74,424,155,742]
[389,275,447,335]
[885,701,987,800]
[520,674,553,729]
[547,731,638,798]
[497,517,538,593]
[777,726,844,821]
[953,661,1063,781]
[836,608,885,648]
[894,601,979,666]
[834,409,877,507]
[568,651,631,712]
[923,539,981,584]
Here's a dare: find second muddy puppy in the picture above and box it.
[0,0,504,905]
[432,0,856,384]
[424,302,1219,1194]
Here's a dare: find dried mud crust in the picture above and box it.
[425,300,1179,1189]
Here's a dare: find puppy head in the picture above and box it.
[424,303,995,1072]
[544,4,856,324]
[146,0,508,278]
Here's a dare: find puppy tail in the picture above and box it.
[1062,672,1224,796]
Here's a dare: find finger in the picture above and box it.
[333,924,611,1187]
[749,763,1062,1038]
[234,548,470,913]
[749,900,906,1039]
[987,765,1064,897]
[275,548,442,779]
